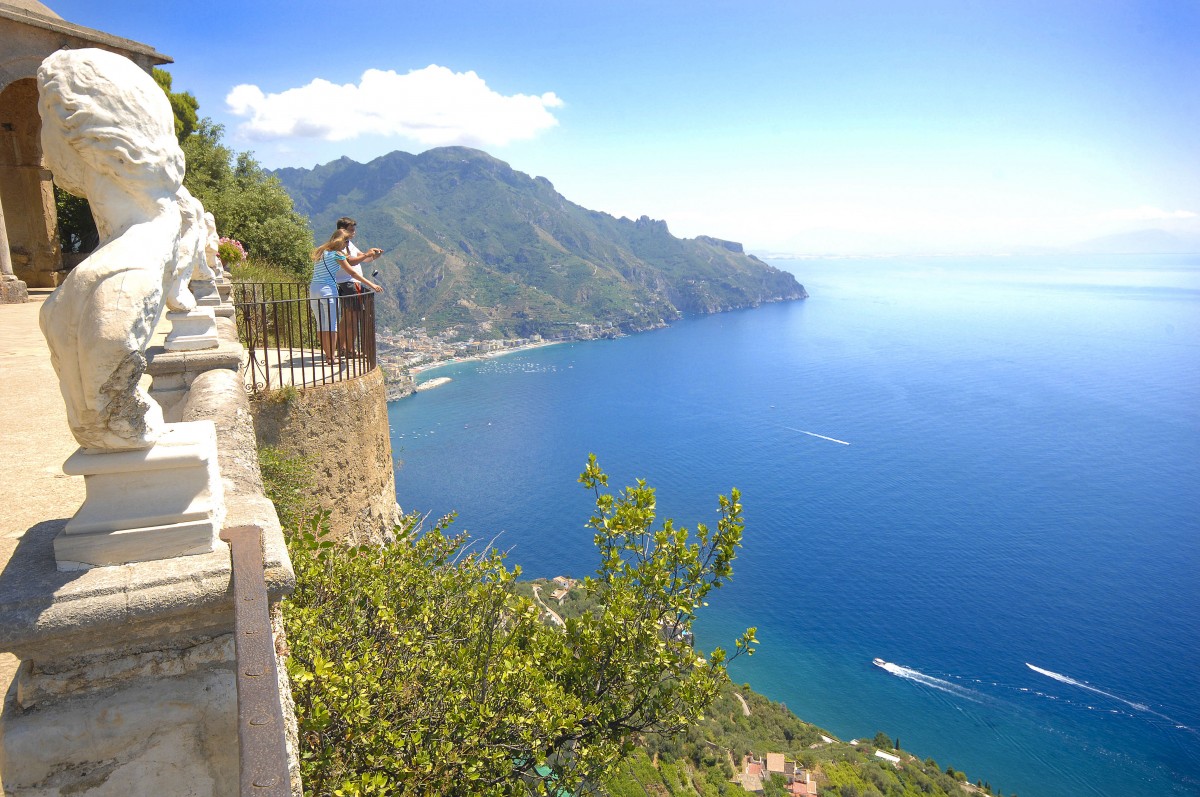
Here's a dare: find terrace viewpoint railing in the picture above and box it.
[233,282,377,395]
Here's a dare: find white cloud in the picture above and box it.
[1098,206,1199,222]
[226,65,563,147]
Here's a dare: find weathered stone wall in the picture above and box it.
[250,369,401,545]
[0,354,297,797]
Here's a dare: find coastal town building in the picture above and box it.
[766,751,795,777]
[735,753,820,796]
[789,769,819,796]
[549,575,576,603]
[733,756,765,792]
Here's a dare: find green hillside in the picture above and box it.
[273,147,806,337]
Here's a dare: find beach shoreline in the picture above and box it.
[407,339,569,377]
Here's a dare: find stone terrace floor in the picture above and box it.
[0,290,88,755]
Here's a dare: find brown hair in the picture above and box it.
[336,217,357,230]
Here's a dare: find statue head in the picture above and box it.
[37,48,184,203]
[177,189,210,271]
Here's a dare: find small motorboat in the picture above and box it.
[872,657,888,668]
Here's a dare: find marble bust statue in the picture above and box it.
[166,186,210,313]
[37,48,186,451]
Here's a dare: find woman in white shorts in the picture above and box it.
[309,229,380,361]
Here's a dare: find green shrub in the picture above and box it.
[230,257,317,351]
[280,456,753,796]
[229,256,302,285]
[262,385,299,405]
[183,119,313,278]
[257,447,317,533]
[53,186,97,254]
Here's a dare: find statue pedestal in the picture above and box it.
[54,421,225,570]
[0,368,297,797]
[217,271,236,317]
[165,307,218,351]
[189,278,222,307]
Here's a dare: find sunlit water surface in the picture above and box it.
[388,255,1200,797]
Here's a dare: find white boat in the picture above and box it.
[873,657,888,668]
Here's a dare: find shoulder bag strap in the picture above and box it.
[322,250,342,282]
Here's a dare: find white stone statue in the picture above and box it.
[37,49,185,451]
[179,188,217,284]
[203,211,224,276]
[165,187,201,313]
[165,187,220,352]
[193,203,218,282]
[175,185,224,307]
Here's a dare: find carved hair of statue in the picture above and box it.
[37,48,186,451]
[37,49,184,204]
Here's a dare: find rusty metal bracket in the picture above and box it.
[221,524,292,797]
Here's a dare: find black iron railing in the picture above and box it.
[233,282,377,395]
[220,524,291,797]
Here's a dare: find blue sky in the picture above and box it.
[45,1,1200,254]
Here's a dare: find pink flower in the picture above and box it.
[218,236,247,261]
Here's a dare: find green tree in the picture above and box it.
[152,67,198,142]
[282,455,755,796]
[762,774,789,797]
[182,119,313,276]
[53,186,96,254]
[51,70,310,274]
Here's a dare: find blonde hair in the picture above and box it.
[312,229,351,261]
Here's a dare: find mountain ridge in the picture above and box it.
[1066,227,1200,254]
[273,147,807,337]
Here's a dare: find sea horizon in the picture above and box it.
[387,253,1200,797]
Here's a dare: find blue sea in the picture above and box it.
[387,254,1200,797]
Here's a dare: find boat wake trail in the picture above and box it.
[1026,663,1197,733]
[784,426,850,445]
[878,661,983,703]
[874,660,1106,794]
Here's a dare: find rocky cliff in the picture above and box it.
[274,147,806,337]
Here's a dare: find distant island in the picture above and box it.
[273,147,807,340]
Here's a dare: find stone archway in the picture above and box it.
[0,75,60,289]
[0,1,172,300]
